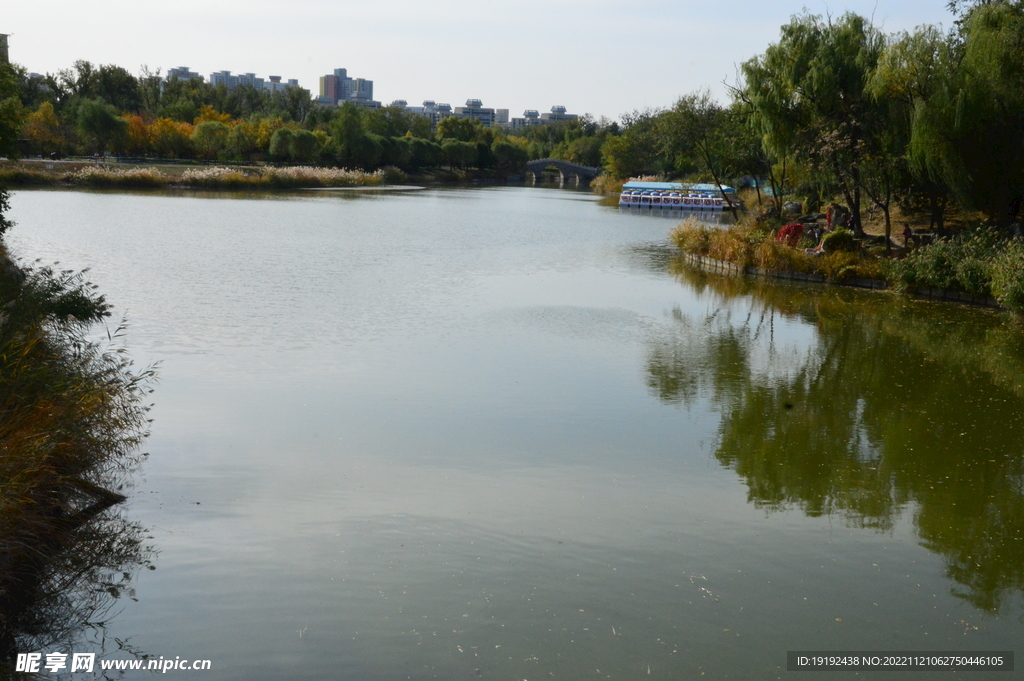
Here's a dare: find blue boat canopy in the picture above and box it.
[622,181,735,193]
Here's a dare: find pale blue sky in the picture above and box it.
[6,0,955,120]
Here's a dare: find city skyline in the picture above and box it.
[7,0,956,121]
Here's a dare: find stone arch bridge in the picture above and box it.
[526,158,602,186]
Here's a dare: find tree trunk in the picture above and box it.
[850,170,863,237]
[831,153,857,229]
[697,139,739,221]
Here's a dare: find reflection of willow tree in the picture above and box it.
[648,261,1024,611]
[0,253,155,669]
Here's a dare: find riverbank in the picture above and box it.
[0,160,392,190]
[0,245,153,659]
[0,159,538,191]
[672,218,1024,313]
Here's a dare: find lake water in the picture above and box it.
[8,187,1024,680]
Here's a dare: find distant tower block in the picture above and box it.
[0,34,9,64]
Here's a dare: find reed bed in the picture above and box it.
[0,250,155,656]
[182,165,385,188]
[0,164,387,190]
[67,166,168,188]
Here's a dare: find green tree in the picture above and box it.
[76,98,127,155]
[0,61,25,236]
[660,92,751,217]
[741,12,885,235]
[290,129,321,163]
[159,97,198,124]
[441,138,477,168]
[191,120,231,159]
[563,136,604,167]
[94,64,142,112]
[436,116,482,143]
[0,61,25,159]
[491,139,528,172]
[382,136,412,169]
[227,123,259,161]
[905,3,1024,223]
[868,26,954,231]
[269,127,294,162]
[408,137,442,169]
[600,108,665,179]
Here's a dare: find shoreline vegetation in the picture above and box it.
[671,215,1024,313]
[0,159,542,191]
[0,204,155,660]
[0,161,393,190]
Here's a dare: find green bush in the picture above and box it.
[990,239,1024,312]
[888,228,999,295]
[821,228,857,253]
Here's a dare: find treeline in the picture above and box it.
[3,0,1023,220]
[599,0,1024,238]
[2,60,560,173]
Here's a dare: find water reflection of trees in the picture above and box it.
[648,261,1024,612]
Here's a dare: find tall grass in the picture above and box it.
[673,220,885,283]
[0,249,155,657]
[0,168,60,186]
[181,165,385,188]
[67,166,168,188]
[0,164,388,190]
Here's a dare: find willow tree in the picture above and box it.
[909,3,1024,224]
[869,26,954,232]
[741,12,885,235]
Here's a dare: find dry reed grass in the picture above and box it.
[0,250,155,654]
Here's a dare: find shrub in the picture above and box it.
[887,228,998,295]
[821,227,857,253]
[670,218,714,255]
[381,166,407,184]
[990,239,1024,312]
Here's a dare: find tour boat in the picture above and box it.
[619,181,732,212]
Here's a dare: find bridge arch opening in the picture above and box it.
[525,159,599,187]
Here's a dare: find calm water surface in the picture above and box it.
[8,187,1024,680]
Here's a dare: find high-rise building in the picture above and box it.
[454,99,496,127]
[0,34,9,64]
[236,72,265,90]
[319,68,376,106]
[510,106,576,130]
[265,76,297,93]
[540,105,578,123]
[167,66,203,82]
[509,109,541,131]
[207,69,301,94]
[210,70,239,89]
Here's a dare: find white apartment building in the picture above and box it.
[453,99,496,127]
